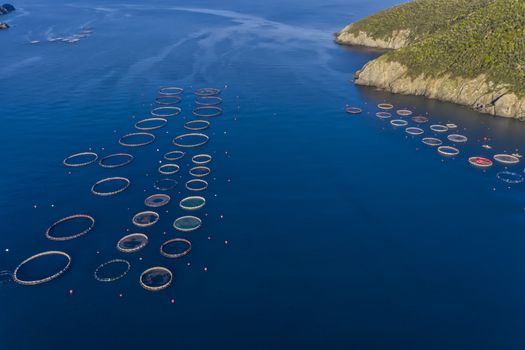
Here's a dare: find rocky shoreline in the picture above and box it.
[335,27,410,50]
[354,57,525,120]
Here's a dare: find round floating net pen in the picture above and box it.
[446,123,458,129]
[134,117,167,131]
[160,238,192,259]
[144,193,171,208]
[155,95,182,105]
[140,267,173,291]
[468,156,493,168]
[0,270,12,285]
[184,119,210,131]
[150,106,181,117]
[493,154,520,165]
[45,214,95,241]
[179,196,206,210]
[390,119,408,127]
[13,251,71,286]
[94,259,130,282]
[158,87,183,96]
[345,106,362,114]
[195,96,222,106]
[185,179,208,191]
[396,109,413,116]
[430,124,449,133]
[437,146,459,157]
[173,216,202,232]
[192,154,212,165]
[132,211,159,227]
[422,137,443,147]
[91,177,130,196]
[158,163,180,175]
[99,153,134,169]
[118,132,155,147]
[163,150,185,161]
[189,166,211,178]
[192,106,223,118]
[412,116,429,124]
[405,127,424,136]
[447,134,468,143]
[195,88,221,96]
[376,112,392,119]
[117,233,148,253]
[377,103,393,110]
[63,152,98,167]
[497,171,524,184]
[154,178,178,191]
[173,133,209,148]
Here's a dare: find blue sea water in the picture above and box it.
[1,1,525,349]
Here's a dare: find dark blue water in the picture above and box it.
[1,1,525,349]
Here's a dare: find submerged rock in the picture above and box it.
[0,22,8,29]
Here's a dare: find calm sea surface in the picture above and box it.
[1,1,525,349]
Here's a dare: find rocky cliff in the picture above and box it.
[355,58,525,120]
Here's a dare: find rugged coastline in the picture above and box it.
[337,0,525,120]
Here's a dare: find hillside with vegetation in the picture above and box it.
[335,0,492,48]
[340,0,525,119]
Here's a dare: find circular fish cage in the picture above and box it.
[195,88,221,96]
[493,154,520,165]
[377,103,393,110]
[446,123,458,129]
[422,137,443,147]
[154,178,178,191]
[99,153,134,169]
[94,259,130,282]
[192,154,212,165]
[345,106,362,114]
[45,214,95,241]
[185,179,208,191]
[134,117,168,131]
[195,96,222,106]
[158,87,183,96]
[405,127,424,136]
[91,177,130,196]
[158,163,180,175]
[117,233,148,253]
[192,106,223,118]
[189,166,211,177]
[412,116,429,124]
[118,132,155,147]
[144,193,171,208]
[184,119,210,131]
[497,171,524,184]
[132,211,159,228]
[468,156,493,168]
[63,152,98,167]
[376,112,392,119]
[390,119,408,127]
[13,251,71,286]
[140,266,173,292]
[447,134,468,143]
[437,146,460,157]
[430,124,449,133]
[179,196,206,210]
[150,106,181,117]
[396,109,413,116]
[173,216,202,232]
[163,150,185,161]
[160,238,192,259]
[173,133,209,148]
[155,95,182,105]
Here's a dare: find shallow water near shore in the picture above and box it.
[1,1,525,349]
